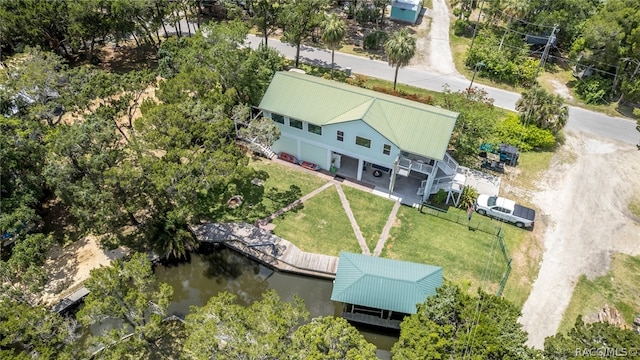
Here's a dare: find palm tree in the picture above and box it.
[516,85,568,133]
[384,29,416,91]
[321,14,346,79]
[497,0,529,51]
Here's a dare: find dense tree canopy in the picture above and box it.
[78,252,173,356]
[392,283,539,359]
[0,299,77,359]
[291,316,378,359]
[545,317,640,359]
[438,85,497,165]
[460,0,639,100]
[281,0,330,68]
[184,290,309,359]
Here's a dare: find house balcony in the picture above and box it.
[397,157,434,176]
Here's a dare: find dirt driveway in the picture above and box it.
[519,130,640,348]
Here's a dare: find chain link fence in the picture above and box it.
[418,205,512,296]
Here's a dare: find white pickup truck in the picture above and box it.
[475,194,535,229]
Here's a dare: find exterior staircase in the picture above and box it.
[243,136,276,159]
[417,152,466,206]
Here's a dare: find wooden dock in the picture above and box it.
[52,287,90,314]
[341,312,401,330]
[190,223,339,279]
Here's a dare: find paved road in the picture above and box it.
[246,35,638,145]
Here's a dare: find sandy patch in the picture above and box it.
[550,79,573,101]
[410,0,462,77]
[519,130,640,348]
[42,236,128,306]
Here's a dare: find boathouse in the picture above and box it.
[330,252,442,329]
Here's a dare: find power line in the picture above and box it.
[534,24,559,78]
[461,227,501,359]
[491,8,558,29]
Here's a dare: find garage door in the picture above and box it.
[272,136,297,156]
[300,142,328,169]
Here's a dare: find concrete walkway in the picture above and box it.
[256,182,334,230]
[373,201,401,256]
[258,167,402,257]
[335,183,370,255]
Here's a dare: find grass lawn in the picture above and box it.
[449,32,471,80]
[249,158,328,196]
[383,206,506,295]
[558,254,640,335]
[502,151,556,198]
[498,224,542,307]
[272,185,361,256]
[382,205,536,307]
[342,186,396,251]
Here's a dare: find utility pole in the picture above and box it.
[534,24,559,79]
[467,0,487,58]
[468,61,486,95]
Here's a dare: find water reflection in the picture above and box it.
[155,246,398,351]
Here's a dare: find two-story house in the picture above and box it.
[258,71,465,206]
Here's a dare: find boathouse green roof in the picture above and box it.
[330,252,443,314]
[258,71,459,160]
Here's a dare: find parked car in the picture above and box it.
[475,194,535,229]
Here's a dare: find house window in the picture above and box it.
[272,113,284,124]
[355,136,371,148]
[289,118,303,129]
[308,124,322,135]
[337,130,344,142]
[383,144,391,155]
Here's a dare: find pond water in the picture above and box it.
[154,246,399,351]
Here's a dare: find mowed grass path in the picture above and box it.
[272,186,361,256]
[383,206,506,295]
[342,186,395,251]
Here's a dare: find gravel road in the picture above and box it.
[519,131,640,348]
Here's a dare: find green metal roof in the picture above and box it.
[330,252,443,314]
[258,71,459,160]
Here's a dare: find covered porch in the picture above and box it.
[333,153,425,206]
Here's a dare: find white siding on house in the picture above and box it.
[300,142,329,168]
[268,112,404,181]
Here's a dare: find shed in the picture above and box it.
[331,252,443,329]
[390,0,422,24]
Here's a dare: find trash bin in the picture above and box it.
[345,67,352,76]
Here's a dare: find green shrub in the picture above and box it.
[575,75,612,104]
[493,114,556,151]
[454,19,472,36]
[356,6,378,24]
[621,77,640,103]
[433,189,448,205]
[465,30,536,87]
[456,186,479,210]
[363,31,388,50]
